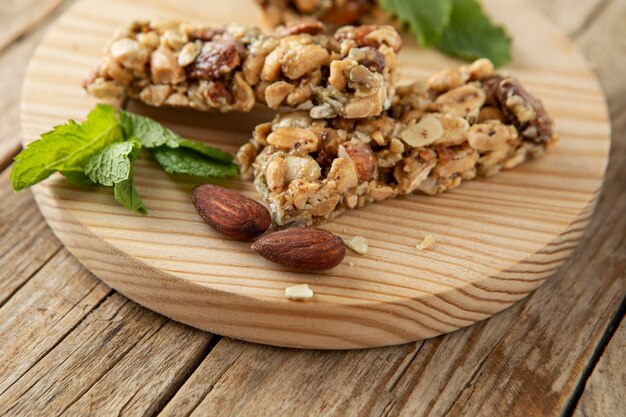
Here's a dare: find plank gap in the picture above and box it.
[560,294,626,417]
[150,334,222,417]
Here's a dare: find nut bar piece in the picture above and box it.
[238,59,558,226]
[255,0,390,27]
[84,20,401,119]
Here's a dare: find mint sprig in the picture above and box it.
[380,0,511,67]
[11,104,238,215]
[11,104,123,191]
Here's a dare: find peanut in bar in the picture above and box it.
[237,59,558,226]
[84,20,401,119]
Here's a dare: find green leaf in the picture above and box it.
[84,139,141,186]
[114,175,147,215]
[380,0,452,47]
[150,147,238,178]
[437,0,512,67]
[11,104,123,191]
[118,110,181,148]
[61,171,96,187]
[178,139,234,163]
[118,110,233,163]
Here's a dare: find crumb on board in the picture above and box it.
[349,262,357,267]
[416,234,435,251]
[344,236,368,255]
[285,284,314,300]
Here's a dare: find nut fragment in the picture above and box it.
[192,184,271,240]
[400,114,444,148]
[416,234,435,251]
[267,127,319,153]
[345,236,368,255]
[252,227,346,271]
[285,284,314,300]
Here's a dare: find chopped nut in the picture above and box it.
[267,127,319,154]
[433,84,486,119]
[416,234,435,251]
[150,46,183,84]
[467,121,518,151]
[285,284,314,300]
[177,42,201,67]
[400,114,444,148]
[345,236,368,255]
[265,158,286,192]
[110,38,149,71]
[264,81,295,109]
[284,155,321,182]
[282,44,330,79]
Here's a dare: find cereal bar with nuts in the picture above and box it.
[84,20,401,119]
[255,0,391,27]
[237,59,558,226]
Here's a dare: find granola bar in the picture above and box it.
[237,59,558,226]
[255,0,391,27]
[84,20,401,119]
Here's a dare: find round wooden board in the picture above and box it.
[20,0,610,349]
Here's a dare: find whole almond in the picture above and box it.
[192,184,271,241]
[252,227,345,271]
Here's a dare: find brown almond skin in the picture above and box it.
[192,184,271,241]
[252,227,346,271]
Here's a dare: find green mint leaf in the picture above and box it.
[118,110,181,148]
[150,147,238,178]
[11,104,123,191]
[114,175,147,215]
[178,139,234,163]
[85,139,141,186]
[437,0,512,67]
[380,0,452,47]
[61,171,96,187]
[118,110,233,163]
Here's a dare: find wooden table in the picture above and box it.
[1,1,624,415]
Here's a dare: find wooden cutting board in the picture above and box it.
[20,0,610,349]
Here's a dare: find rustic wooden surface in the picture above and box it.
[18,0,611,349]
[0,0,624,414]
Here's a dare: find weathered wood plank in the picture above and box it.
[0,169,63,306]
[0,0,64,52]
[0,0,77,171]
[0,250,110,396]
[573,319,626,417]
[0,287,213,416]
[0,33,43,171]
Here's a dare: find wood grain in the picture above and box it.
[0,170,62,306]
[573,319,626,417]
[0,290,213,416]
[19,0,611,348]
